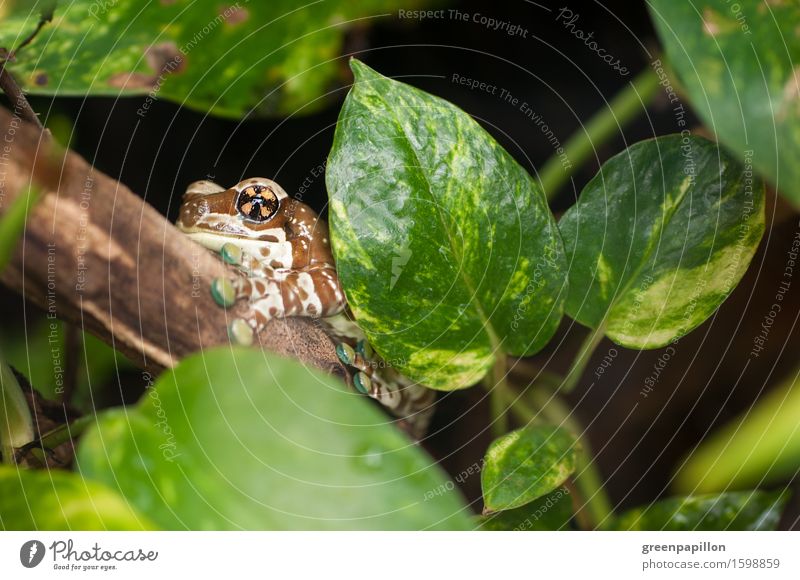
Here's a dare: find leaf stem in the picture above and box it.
[561,326,605,394]
[0,355,34,464]
[539,64,661,199]
[526,387,614,529]
[486,357,510,438]
[35,415,92,451]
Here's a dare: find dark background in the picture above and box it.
[3,0,799,527]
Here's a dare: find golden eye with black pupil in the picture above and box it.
[236,185,279,222]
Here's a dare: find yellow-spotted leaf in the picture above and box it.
[327,60,567,390]
[479,487,574,530]
[649,0,800,206]
[559,135,764,349]
[0,0,436,118]
[481,426,576,513]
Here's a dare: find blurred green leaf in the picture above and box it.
[559,135,764,348]
[481,425,576,512]
[0,185,39,274]
[0,465,155,530]
[0,322,133,405]
[327,59,566,391]
[0,355,33,462]
[611,490,788,531]
[1,0,437,118]
[77,347,472,530]
[649,0,800,206]
[479,487,573,530]
[676,374,800,493]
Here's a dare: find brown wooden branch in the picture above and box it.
[0,106,347,381]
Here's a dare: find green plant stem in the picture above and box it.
[526,388,614,529]
[539,65,661,199]
[0,356,34,464]
[487,358,510,439]
[561,327,605,394]
[37,415,92,450]
[491,373,614,528]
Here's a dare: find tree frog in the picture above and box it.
[177,177,434,433]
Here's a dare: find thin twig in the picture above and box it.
[0,66,44,129]
[5,10,54,61]
[0,7,54,130]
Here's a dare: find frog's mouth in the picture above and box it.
[179,225,287,253]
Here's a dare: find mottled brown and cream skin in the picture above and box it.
[177,178,435,434]
[178,177,346,322]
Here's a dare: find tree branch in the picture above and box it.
[0,106,347,381]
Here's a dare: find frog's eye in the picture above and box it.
[236,185,280,222]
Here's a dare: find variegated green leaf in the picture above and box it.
[481,426,576,512]
[327,59,567,390]
[559,135,764,349]
[650,0,800,206]
[479,487,574,530]
[0,0,435,118]
[611,490,788,531]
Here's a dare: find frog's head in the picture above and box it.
[177,178,291,244]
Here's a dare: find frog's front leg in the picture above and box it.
[216,267,346,345]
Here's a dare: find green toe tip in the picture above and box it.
[353,371,372,395]
[211,278,236,308]
[228,319,254,346]
[356,339,374,359]
[336,343,356,366]
[220,243,243,265]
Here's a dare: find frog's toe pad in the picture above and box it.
[220,243,243,266]
[336,342,356,366]
[211,277,237,308]
[353,371,372,395]
[228,318,254,346]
